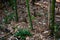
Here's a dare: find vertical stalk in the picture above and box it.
[48,0,51,27]
[13,0,18,22]
[50,0,56,39]
[26,0,33,30]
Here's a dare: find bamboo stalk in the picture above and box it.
[26,0,33,30]
[13,0,18,22]
[50,0,56,39]
[48,0,51,27]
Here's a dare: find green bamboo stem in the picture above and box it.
[13,0,18,22]
[26,0,33,30]
[50,0,56,38]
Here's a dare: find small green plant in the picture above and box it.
[14,28,32,40]
[3,10,15,24]
[54,24,60,39]
[26,0,33,30]
[31,15,36,20]
[3,10,9,24]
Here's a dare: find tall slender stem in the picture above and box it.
[26,0,33,30]
[50,0,56,38]
[48,0,51,27]
[13,0,18,22]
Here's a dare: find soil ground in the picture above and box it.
[0,0,60,40]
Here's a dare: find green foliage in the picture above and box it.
[3,0,18,23]
[14,28,32,40]
[5,0,18,22]
[11,0,18,22]
[3,10,15,24]
[54,24,60,38]
[31,15,36,20]
[9,0,16,10]
[3,10,9,24]
[26,0,33,30]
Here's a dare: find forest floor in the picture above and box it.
[0,0,60,40]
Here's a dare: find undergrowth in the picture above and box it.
[3,10,15,24]
[14,28,32,40]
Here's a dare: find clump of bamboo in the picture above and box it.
[26,0,33,30]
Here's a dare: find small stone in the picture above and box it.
[26,37,30,40]
[43,31,49,34]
